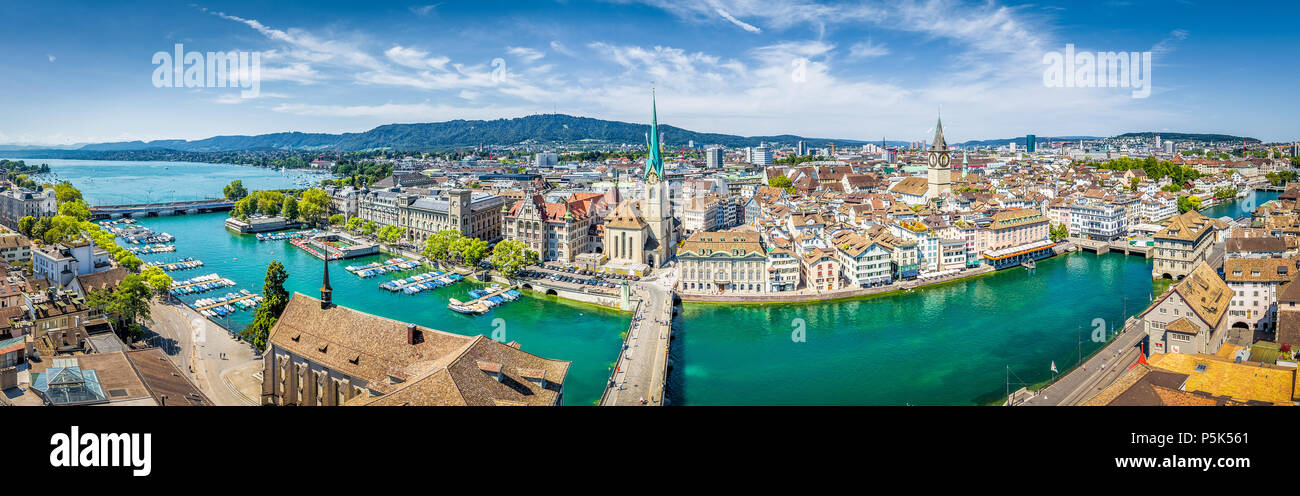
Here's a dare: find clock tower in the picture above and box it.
[926,113,952,199]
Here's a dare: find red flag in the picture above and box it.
[1137,351,1148,365]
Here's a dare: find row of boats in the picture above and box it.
[346,257,421,278]
[144,257,203,271]
[128,244,176,254]
[381,271,466,294]
[255,229,321,242]
[194,290,263,318]
[98,219,174,244]
[448,284,522,315]
[169,273,236,296]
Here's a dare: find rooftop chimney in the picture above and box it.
[406,323,421,345]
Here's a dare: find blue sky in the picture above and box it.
[1,0,1296,146]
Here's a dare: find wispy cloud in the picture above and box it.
[507,46,545,63]
[714,8,761,33]
[849,38,888,58]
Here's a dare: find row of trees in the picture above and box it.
[1093,156,1204,187]
[422,230,489,267]
[227,184,331,225]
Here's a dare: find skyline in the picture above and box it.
[2,0,1298,146]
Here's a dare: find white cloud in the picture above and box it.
[385,45,450,70]
[849,38,888,58]
[506,46,545,63]
[47,54,56,63]
[549,41,576,57]
[714,8,761,33]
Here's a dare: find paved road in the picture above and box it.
[602,279,673,406]
[1017,319,1147,406]
[146,300,260,406]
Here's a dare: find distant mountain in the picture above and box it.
[1114,132,1257,142]
[66,114,869,153]
[953,136,1103,148]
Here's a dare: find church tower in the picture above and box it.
[643,89,673,267]
[926,113,952,198]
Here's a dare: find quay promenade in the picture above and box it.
[1011,317,1147,406]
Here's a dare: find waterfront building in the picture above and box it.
[1222,257,1292,333]
[397,189,504,245]
[1068,197,1127,242]
[834,233,892,287]
[502,194,595,263]
[33,239,112,288]
[801,248,841,291]
[1141,262,1231,355]
[765,245,800,292]
[677,231,766,294]
[0,187,56,229]
[325,185,361,219]
[357,188,403,227]
[978,209,1053,269]
[262,267,569,406]
[1151,210,1218,280]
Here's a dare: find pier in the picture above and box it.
[601,284,675,406]
[90,198,235,220]
[447,285,518,314]
[145,259,204,271]
[194,293,260,312]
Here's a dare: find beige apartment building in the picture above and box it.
[1151,210,1218,280]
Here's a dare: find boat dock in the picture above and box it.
[128,244,176,254]
[448,285,521,314]
[194,293,260,312]
[145,258,204,271]
[346,258,421,278]
[380,271,464,292]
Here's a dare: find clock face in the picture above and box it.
[928,153,938,167]
[646,171,660,184]
[939,153,950,167]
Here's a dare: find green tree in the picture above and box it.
[423,229,461,263]
[31,217,51,241]
[223,179,249,200]
[361,220,377,236]
[490,239,538,278]
[768,174,795,193]
[240,261,289,351]
[281,195,299,221]
[140,265,173,297]
[58,199,91,221]
[17,216,35,237]
[299,188,331,225]
[455,237,489,266]
[1049,223,1069,242]
[52,182,82,204]
[329,214,345,225]
[87,274,153,339]
[1177,195,1202,213]
[345,216,364,232]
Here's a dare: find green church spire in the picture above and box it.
[645,88,663,182]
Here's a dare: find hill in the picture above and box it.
[71,114,869,153]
